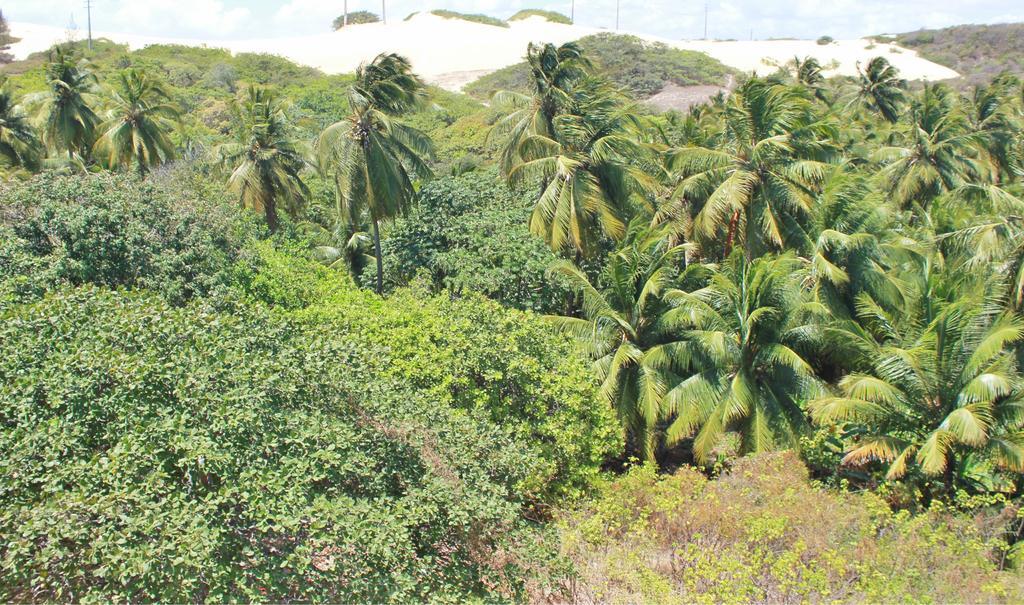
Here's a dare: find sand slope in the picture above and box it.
[7,14,959,91]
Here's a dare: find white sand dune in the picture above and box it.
[7,14,958,91]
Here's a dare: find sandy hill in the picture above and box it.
[8,13,959,92]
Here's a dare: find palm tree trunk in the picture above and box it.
[265,201,279,234]
[372,216,383,295]
[724,209,740,258]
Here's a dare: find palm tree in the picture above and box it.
[217,87,309,233]
[662,79,833,259]
[509,79,650,255]
[791,55,829,102]
[875,83,985,214]
[546,224,688,458]
[0,84,42,171]
[810,264,1024,496]
[659,253,826,463]
[95,69,179,176]
[34,47,99,159]
[847,56,906,123]
[316,52,433,294]
[490,41,590,176]
[967,75,1022,184]
[809,168,904,320]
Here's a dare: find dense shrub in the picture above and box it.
[550,452,1024,603]
[817,35,835,45]
[429,10,508,28]
[892,23,1024,85]
[0,287,561,602]
[0,172,256,305]
[465,33,735,99]
[332,11,380,30]
[379,170,571,313]
[508,10,572,25]
[228,246,619,501]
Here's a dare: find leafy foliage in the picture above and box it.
[0,287,559,602]
[1,171,255,306]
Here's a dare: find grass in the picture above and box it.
[508,9,573,25]
[429,10,508,28]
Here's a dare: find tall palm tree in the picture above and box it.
[847,56,906,123]
[967,74,1022,184]
[659,253,826,463]
[662,79,833,259]
[34,47,99,159]
[546,224,688,458]
[217,87,308,233]
[810,264,1024,496]
[809,168,904,320]
[316,52,433,294]
[95,69,179,176]
[509,79,650,255]
[0,84,42,171]
[875,83,985,214]
[490,41,590,176]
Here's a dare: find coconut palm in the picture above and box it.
[0,84,42,171]
[34,47,99,159]
[659,252,826,463]
[967,75,1022,183]
[316,52,433,294]
[94,69,179,176]
[809,168,904,320]
[847,56,906,123]
[217,87,308,233]
[790,55,829,102]
[810,264,1024,495]
[662,79,833,259]
[490,41,590,176]
[875,83,985,214]
[509,79,652,255]
[546,224,688,458]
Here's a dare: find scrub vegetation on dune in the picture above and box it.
[1,8,1024,600]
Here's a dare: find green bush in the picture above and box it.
[550,452,1024,603]
[429,10,508,28]
[817,35,835,45]
[508,10,572,25]
[332,11,380,29]
[0,286,562,602]
[465,33,735,99]
[379,170,571,313]
[229,244,619,501]
[0,172,257,306]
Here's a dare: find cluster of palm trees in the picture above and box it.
[0,47,432,295]
[493,45,1024,498]
[0,48,178,176]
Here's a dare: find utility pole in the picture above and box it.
[616,0,620,30]
[381,0,386,24]
[703,3,708,39]
[343,0,348,27]
[571,0,574,24]
[84,0,93,50]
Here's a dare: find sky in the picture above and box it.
[3,0,1022,41]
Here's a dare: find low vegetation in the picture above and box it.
[332,10,380,30]
[551,453,1024,603]
[428,10,509,28]
[508,9,572,25]
[890,23,1024,85]
[465,33,734,99]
